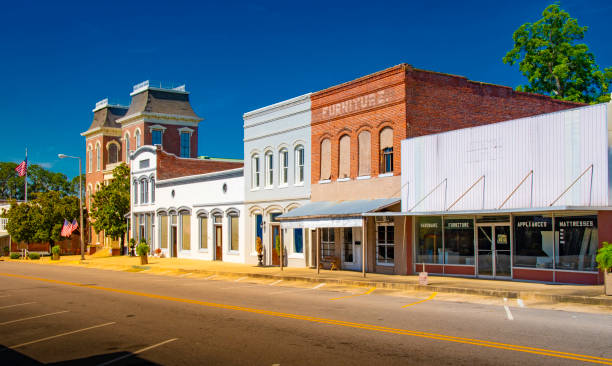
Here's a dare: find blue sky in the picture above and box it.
[1,0,610,178]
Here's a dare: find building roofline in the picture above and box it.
[243,93,312,118]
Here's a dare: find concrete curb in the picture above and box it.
[164,268,612,307]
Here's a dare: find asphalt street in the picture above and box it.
[0,261,610,365]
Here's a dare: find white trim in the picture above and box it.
[318,180,331,184]
[178,127,195,134]
[337,178,351,182]
[149,124,167,132]
[378,173,394,178]
[357,175,371,180]
[243,93,311,119]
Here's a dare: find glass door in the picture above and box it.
[477,224,511,278]
[477,226,493,276]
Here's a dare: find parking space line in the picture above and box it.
[504,298,514,320]
[268,283,326,295]
[234,277,246,282]
[3,272,611,365]
[7,322,116,350]
[0,302,36,310]
[517,299,525,308]
[97,338,178,366]
[269,280,282,286]
[311,283,326,290]
[178,273,193,277]
[0,310,69,326]
[203,274,217,280]
[330,287,376,301]
[401,292,437,308]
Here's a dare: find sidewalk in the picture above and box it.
[4,254,611,307]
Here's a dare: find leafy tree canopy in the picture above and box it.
[5,191,85,244]
[90,163,130,241]
[503,4,612,104]
[0,162,80,200]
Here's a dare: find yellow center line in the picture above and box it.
[1,272,610,365]
[402,292,438,308]
[330,287,376,301]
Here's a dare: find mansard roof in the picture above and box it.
[123,87,201,120]
[86,104,128,132]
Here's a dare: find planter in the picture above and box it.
[52,253,60,261]
[257,254,263,266]
[140,255,148,265]
[605,270,612,296]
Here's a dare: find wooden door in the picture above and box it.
[271,225,280,265]
[215,226,223,261]
[171,227,178,258]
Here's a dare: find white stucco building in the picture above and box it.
[243,94,312,267]
[130,146,246,262]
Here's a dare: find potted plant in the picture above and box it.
[136,239,150,265]
[51,245,61,260]
[596,241,612,296]
[129,238,136,256]
[154,248,162,257]
[255,236,263,266]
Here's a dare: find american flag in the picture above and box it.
[70,219,78,234]
[15,158,27,177]
[60,219,71,237]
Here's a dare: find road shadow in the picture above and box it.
[1,345,160,365]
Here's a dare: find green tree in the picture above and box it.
[503,4,612,104]
[5,191,84,246]
[90,163,130,252]
[0,162,78,200]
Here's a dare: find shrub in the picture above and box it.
[136,239,150,257]
[3,246,8,255]
[596,242,612,272]
[10,253,20,259]
[28,253,41,260]
[51,245,61,255]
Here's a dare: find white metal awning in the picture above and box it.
[362,205,612,217]
[280,217,363,229]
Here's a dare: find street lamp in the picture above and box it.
[58,153,85,260]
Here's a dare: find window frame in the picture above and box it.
[376,222,395,266]
[294,145,304,185]
[251,154,260,189]
[265,151,274,188]
[180,132,190,158]
[279,148,288,186]
[321,228,335,259]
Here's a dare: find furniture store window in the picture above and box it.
[415,216,443,264]
[320,139,331,180]
[444,218,475,265]
[358,130,371,177]
[376,221,394,265]
[554,215,598,272]
[338,135,350,179]
[514,215,553,269]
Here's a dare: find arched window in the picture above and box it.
[108,143,119,164]
[251,154,260,188]
[135,129,141,149]
[279,148,288,185]
[338,135,350,179]
[265,151,273,187]
[140,178,148,204]
[125,133,131,162]
[320,139,331,181]
[358,130,371,177]
[150,177,155,203]
[96,143,101,171]
[133,180,138,204]
[88,146,92,173]
[379,127,393,174]
[294,145,304,184]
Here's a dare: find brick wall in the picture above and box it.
[310,64,584,195]
[156,148,243,181]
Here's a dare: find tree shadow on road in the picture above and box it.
[1,345,160,365]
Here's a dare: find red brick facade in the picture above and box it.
[156,148,243,181]
[311,64,583,187]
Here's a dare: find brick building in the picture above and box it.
[280,63,583,276]
[81,81,202,248]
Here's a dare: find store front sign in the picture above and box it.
[320,88,394,119]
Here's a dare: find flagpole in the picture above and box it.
[24,148,28,203]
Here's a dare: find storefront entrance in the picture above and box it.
[342,227,362,271]
[271,224,281,265]
[477,224,511,278]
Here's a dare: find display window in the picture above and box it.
[514,216,553,269]
[555,215,598,272]
[415,217,442,264]
[443,218,474,265]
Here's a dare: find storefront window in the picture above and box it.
[514,216,553,269]
[321,228,335,258]
[181,212,191,250]
[416,217,442,264]
[444,218,474,265]
[160,215,168,249]
[555,215,598,272]
[376,223,394,265]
